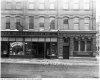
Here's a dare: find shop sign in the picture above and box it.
[1,31,57,37]
[10,42,23,47]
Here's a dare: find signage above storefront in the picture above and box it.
[1,31,58,37]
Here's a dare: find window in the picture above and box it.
[80,40,85,51]
[29,3,35,9]
[28,0,35,3]
[6,16,10,29]
[63,18,69,29]
[87,41,91,51]
[74,40,78,51]
[16,16,20,30]
[6,2,12,9]
[84,18,90,30]
[73,0,79,10]
[39,0,45,9]
[29,16,34,29]
[49,0,55,9]
[74,17,79,30]
[84,0,89,10]
[63,0,69,9]
[50,17,55,29]
[16,2,22,9]
[39,17,45,27]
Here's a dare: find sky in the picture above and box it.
[96,0,100,22]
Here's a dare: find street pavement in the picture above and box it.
[1,57,99,78]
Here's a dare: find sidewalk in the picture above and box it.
[1,57,99,66]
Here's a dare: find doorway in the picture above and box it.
[63,46,69,59]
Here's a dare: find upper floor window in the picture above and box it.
[49,0,55,9]
[16,2,22,9]
[63,17,69,29]
[84,17,90,30]
[6,16,10,29]
[39,17,45,27]
[73,17,79,30]
[16,16,20,30]
[6,2,12,9]
[28,3,35,9]
[84,0,89,10]
[50,17,55,29]
[63,0,69,10]
[39,0,45,9]
[29,16,34,29]
[73,0,79,10]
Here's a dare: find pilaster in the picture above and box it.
[70,36,74,56]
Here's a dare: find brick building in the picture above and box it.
[1,0,96,59]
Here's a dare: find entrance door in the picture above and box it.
[63,46,69,59]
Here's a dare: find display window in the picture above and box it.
[10,42,24,55]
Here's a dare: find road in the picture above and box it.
[1,62,99,78]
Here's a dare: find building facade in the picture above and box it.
[1,0,96,59]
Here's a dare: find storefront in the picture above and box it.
[1,31,96,59]
[1,31,58,58]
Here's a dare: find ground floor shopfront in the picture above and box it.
[1,31,97,59]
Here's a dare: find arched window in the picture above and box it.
[29,16,34,29]
[63,17,69,30]
[39,17,45,27]
[6,16,10,29]
[50,17,55,29]
[84,17,90,30]
[73,17,79,30]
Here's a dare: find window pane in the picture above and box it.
[74,41,78,51]
[63,4,68,9]
[39,17,44,27]
[29,3,34,9]
[39,3,44,9]
[84,24,89,30]
[63,0,68,3]
[74,18,79,23]
[73,4,79,9]
[50,17,55,29]
[6,2,11,9]
[49,0,55,3]
[50,4,55,9]
[84,3,89,9]
[29,16,34,29]
[16,2,21,9]
[63,19,68,24]
[84,18,90,23]
[16,17,20,29]
[6,16,10,29]
[87,41,91,51]
[80,41,85,51]
[74,24,79,30]
[28,0,35,3]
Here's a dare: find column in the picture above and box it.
[58,36,63,59]
[85,39,87,51]
[92,37,96,56]
[70,37,74,56]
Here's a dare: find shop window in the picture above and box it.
[39,17,45,27]
[29,16,34,29]
[87,41,91,51]
[50,17,55,29]
[80,40,85,51]
[74,40,78,51]
[10,42,24,55]
[50,43,57,56]
[25,42,36,55]
[6,16,10,29]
